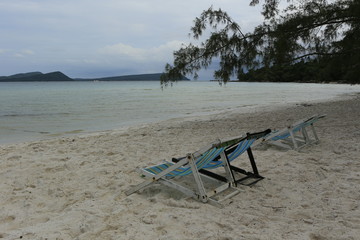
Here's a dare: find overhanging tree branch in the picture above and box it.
[161,0,360,86]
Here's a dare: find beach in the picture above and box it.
[0,93,359,239]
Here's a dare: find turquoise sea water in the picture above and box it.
[0,81,359,144]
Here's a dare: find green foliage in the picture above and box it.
[162,0,360,85]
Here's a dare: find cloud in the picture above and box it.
[99,41,184,62]
[12,49,34,58]
[0,0,264,78]
[22,49,34,55]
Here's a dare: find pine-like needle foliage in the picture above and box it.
[161,0,360,86]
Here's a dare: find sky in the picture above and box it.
[0,0,264,79]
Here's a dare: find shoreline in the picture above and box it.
[1,81,360,146]
[1,91,358,147]
[1,94,360,239]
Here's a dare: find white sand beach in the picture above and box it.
[1,93,359,240]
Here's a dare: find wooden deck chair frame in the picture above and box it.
[125,130,270,206]
[262,114,326,150]
[125,137,245,207]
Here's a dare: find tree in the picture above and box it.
[161,0,360,86]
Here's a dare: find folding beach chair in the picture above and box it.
[125,129,270,206]
[199,129,271,186]
[261,114,326,150]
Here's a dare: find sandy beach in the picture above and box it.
[1,93,359,240]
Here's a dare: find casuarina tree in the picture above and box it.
[161,0,360,86]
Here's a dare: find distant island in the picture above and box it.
[0,72,189,82]
[0,72,73,82]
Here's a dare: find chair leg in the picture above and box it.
[188,154,208,202]
[228,147,264,186]
[302,127,310,144]
[125,158,189,196]
[247,147,259,176]
[125,179,154,196]
[220,151,236,186]
[289,130,299,149]
[311,124,319,142]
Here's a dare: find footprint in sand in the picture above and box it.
[7,155,22,161]
[1,215,16,223]
[44,165,68,173]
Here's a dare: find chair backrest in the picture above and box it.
[185,135,259,175]
[203,129,271,169]
[179,146,228,176]
[267,114,325,141]
[145,138,244,177]
[302,114,326,127]
[144,129,271,177]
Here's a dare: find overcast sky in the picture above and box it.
[0,0,263,79]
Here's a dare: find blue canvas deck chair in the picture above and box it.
[261,114,326,150]
[125,129,270,206]
[198,129,271,187]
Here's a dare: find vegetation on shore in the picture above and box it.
[161,0,360,86]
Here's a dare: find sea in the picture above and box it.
[1,81,359,145]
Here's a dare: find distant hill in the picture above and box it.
[0,71,73,82]
[0,72,189,82]
[1,72,43,79]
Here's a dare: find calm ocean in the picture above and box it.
[1,81,359,144]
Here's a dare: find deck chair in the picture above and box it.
[261,114,326,150]
[198,129,271,186]
[125,129,270,206]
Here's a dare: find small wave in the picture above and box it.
[23,130,50,134]
[64,129,84,134]
[46,129,84,137]
[0,112,71,117]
